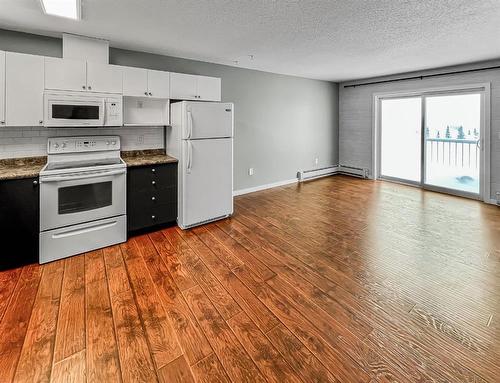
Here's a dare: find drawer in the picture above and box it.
[128,186,176,209]
[128,163,177,192]
[128,202,177,232]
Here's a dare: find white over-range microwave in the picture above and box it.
[43,90,123,127]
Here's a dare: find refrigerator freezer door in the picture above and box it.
[182,102,233,139]
[179,138,233,228]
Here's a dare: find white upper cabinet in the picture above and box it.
[0,51,5,125]
[122,66,148,97]
[122,67,170,98]
[86,62,123,93]
[170,72,221,101]
[45,57,87,91]
[170,73,198,100]
[5,52,44,127]
[197,75,221,101]
[147,70,170,98]
[44,58,122,94]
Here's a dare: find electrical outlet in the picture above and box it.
[248,167,254,176]
[137,135,144,144]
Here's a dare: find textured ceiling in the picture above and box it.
[1,0,499,81]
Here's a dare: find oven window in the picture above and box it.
[52,104,100,119]
[58,182,112,214]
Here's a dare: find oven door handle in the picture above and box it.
[40,169,126,183]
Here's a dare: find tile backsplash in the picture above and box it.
[0,126,164,159]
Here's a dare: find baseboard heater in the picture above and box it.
[298,164,368,182]
[297,166,340,182]
[337,165,369,178]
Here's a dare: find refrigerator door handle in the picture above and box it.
[187,111,193,139]
[187,140,193,173]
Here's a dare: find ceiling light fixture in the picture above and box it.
[39,0,81,20]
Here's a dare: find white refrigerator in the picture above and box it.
[167,101,234,229]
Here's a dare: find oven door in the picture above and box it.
[44,96,104,127]
[40,168,126,231]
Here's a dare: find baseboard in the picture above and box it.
[486,198,499,206]
[234,165,370,196]
[233,178,298,196]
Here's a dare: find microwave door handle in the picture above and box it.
[101,99,106,125]
[40,169,126,183]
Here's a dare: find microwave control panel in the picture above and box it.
[104,99,123,126]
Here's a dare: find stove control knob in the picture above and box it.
[54,143,60,149]
[111,141,116,146]
[62,142,67,148]
[106,141,110,146]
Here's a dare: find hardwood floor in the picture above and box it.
[1,175,499,382]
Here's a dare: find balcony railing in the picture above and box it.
[426,138,479,169]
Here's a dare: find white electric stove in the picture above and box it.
[39,136,127,264]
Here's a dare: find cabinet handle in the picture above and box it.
[0,121,4,124]
[82,85,86,89]
[33,180,38,186]
[152,180,156,185]
[151,168,156,173]
[152,215,156,220]
[151,196,156,201]
[149,92,152,96]
[88,86,92,90]
[39,120,43,124]
[145,91,148,96]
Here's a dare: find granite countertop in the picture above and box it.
[0,157,47,181]
[0,150,177,181]
[121,149,178,167]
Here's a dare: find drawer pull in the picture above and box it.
[152,181,156,185]
[151,196,156,201]
[151,215,156,220]
[151,168,156,173]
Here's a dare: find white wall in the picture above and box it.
[339,60,500,200]
[0,126,163,159]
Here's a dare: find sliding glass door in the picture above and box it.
[424,93,481,196]
[380,97,422,183]
[378,88,484,199]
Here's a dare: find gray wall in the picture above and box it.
[340,61,500,200]
[0,29,339,192]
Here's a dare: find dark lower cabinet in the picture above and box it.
[127,163,178,236]
[0,177,39,270]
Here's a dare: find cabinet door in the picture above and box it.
[45,57,87,91]
[170,72,198,100]
[122,66,148,97]
[0,51,5,126]
[5,52,44,127]
[0,177,39,270]
[86,62,123,93]
[197,75,221,101]
[147,69,170,98]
